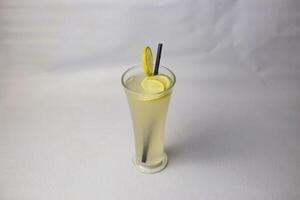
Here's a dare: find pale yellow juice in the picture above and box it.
[125,73,173,167]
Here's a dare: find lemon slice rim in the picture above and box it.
[142,46,153,76]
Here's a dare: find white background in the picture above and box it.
[1,0,300,199]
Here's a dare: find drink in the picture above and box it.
[122,45,175,173]
[122,65,176,173]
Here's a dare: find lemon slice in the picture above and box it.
[141,78,165,94]
[142,46,153,76]
[152,75,171,89]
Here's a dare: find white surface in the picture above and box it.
[1,0,300,199]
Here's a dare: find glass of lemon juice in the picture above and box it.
[121,45,176,173]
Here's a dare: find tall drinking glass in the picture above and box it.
[121,65,176,173]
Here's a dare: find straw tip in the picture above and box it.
[153,43,164,76]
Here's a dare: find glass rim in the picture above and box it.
[121,65,176,96]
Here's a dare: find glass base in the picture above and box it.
[132,153,168,174]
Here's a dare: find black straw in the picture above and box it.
[141,43,163,163]
[154,43,163,75]
[141,123,154,163]
[141,135,149,163]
